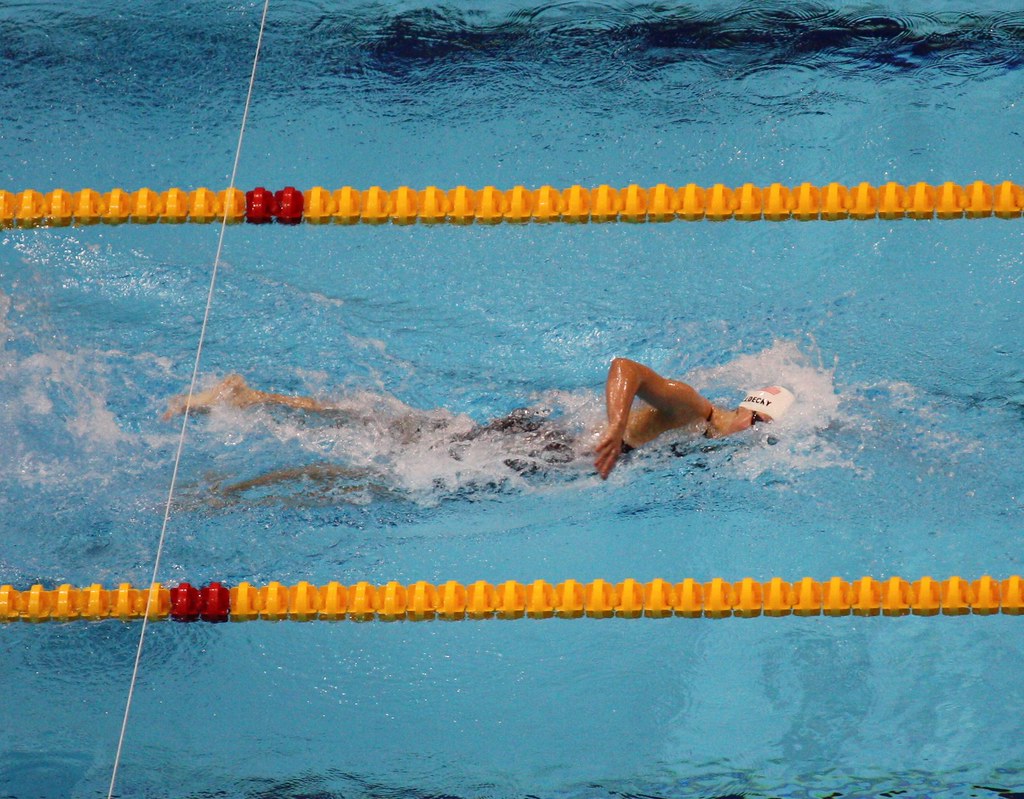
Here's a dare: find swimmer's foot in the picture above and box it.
[162,374,259,420]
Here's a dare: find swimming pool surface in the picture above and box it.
[1,2,1023,798]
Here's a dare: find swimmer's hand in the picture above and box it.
[594,426,625,480]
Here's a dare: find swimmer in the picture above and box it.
[162,359,795,480]
[593,358,794,479]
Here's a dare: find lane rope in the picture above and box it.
[5,576,1020,622]
[104,1,272,796]
[2,180,1022,226]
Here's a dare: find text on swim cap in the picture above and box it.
[743,395,772,406]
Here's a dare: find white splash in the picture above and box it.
[200,385,601,502]
[687,339,853,479]
[0,288,173,488]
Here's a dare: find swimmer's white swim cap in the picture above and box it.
[738,386,795,420]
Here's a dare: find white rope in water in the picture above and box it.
[105,1,272,795]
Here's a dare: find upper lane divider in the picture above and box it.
[1,181,1022,227]
[2,576,1021,622]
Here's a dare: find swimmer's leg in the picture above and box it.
[220,463,388,496]
[162,374,331,420]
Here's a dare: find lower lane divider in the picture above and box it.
[1,576,1021,622]
[1,180,1022,227]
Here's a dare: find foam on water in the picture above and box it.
[198,385,599,505]
[0,287,179,490]
[687,339,853,480]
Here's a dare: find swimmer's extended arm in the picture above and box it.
[594,358,713,479]
[162,374,332,420]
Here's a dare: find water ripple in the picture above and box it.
[4,4,1024,97]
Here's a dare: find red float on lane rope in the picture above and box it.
[245,186,277,224]
[275,186,304,224]
[199,582,230,622]
[169,582,201,621]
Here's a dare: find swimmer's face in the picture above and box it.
[749,410,773,427]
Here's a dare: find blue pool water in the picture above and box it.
[1,2,1023,798]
